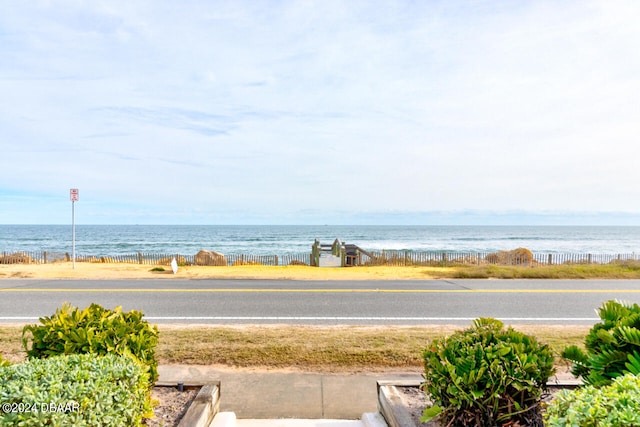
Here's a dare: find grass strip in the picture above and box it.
[433,262,640,279]
[1,324,587,373]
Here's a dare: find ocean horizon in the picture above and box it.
[1,225,640,257]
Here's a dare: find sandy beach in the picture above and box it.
[0,262,445,280]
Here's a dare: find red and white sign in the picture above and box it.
[70,188,79,202]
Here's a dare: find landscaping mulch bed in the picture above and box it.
[144,387,199,427]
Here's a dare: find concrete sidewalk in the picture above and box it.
[158,365,422,419]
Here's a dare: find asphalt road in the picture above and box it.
[1,279,640,325]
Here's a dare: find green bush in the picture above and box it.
[422,318,555,426]
[544,373,640,427]
[0,353,153,426]
[21,303,159,384]
[0,354,9,367]
[562,300,640,387]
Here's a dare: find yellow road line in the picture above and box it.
[0,288,640,293]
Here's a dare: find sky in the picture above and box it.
[1,1,640,225]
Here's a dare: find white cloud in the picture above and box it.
[1,0,639,223]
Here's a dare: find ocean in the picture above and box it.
[1,225,640,257]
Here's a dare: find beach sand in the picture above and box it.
[0,262,445,280]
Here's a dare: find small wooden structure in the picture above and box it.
[311,239,373,267]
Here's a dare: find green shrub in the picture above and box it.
[0,354,9,367]
[21,303,159,384]
[562,300,640,387]
[422,318,555,426]
[544,373,640,427]
[0,353,153,426]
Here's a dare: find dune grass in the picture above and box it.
[436,262,640,279]
[0,324,587,373]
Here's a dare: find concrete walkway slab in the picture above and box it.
[321,375,378,419]
[228,371,324,418]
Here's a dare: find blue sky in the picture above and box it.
[1,1,640,225]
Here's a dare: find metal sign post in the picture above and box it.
[70,188,79,269]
